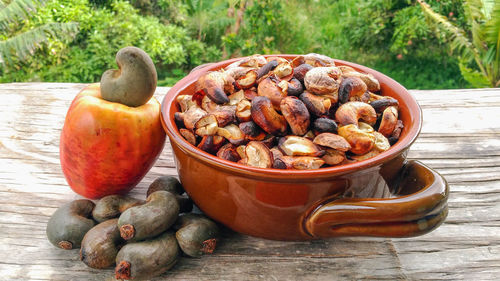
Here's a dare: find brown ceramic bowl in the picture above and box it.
[161,55,449,241]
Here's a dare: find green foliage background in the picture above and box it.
[0,0,480,89]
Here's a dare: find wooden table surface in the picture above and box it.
[0,83,499,281]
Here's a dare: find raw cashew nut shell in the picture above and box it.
[101,46,157,107]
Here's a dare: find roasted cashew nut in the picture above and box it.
[378,106,399,137]
[280,96,310,136]
[338,123,375,155]
[257,77,287,110]
[303,53,336,67]
[339,66,380,92]
[196,71,235,104]
[176,95,197,112]
[299,91,332,117]
[338,76,368,104]
[335,101,377,126]
[275,156,325,170]
[250,96,287,136]
[304,66,341,95]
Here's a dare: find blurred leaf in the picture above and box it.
[459,60,491,87]
[0,0,45,30]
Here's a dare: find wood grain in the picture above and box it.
[0,83,499,281]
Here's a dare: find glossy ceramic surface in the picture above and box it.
[161,55,449,240]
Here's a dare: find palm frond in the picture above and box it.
[483,0,500,84]
[464,0,484,23]
[464,0,488,60]
[0,22,78,66]
[481,0,495,18]
[417,0,490,81]
[417,0,476,59]
[0,0,46,31]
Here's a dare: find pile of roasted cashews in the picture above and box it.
[175,54,404,170]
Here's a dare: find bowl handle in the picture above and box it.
[304,160,449,238]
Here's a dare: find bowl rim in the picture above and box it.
[161,54,422,180]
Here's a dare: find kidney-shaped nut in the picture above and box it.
[273,61,293,80]
[304,66,341,95]
[236,145,247,160]
[195,114,219,136]
[341,69,380,92]
[257,77,287,110]
[369,97,399,113]
[338,65,356,74]
[338,77,368,104]
[196,71,234,104]
[236,99,252,122]
[115,231,179,280]
[200,95,218,112]
[245,141,273,168]
[80,219,123,269]
[147,176,192,214]
[373,131,390,152]
[285,78,304,96]
[244,88,258,100]
[256,60,279,79]
[313,133,351,152]
[335,101,377,126]
[278,156,325,170]
[269,56,290,64]
[181,106,208,130]
[239,121,266,141]
[118,191,180,242]
[251,96,288,136]
[217,143,241,162]
[180,128,197,146]
[147,176,184,197]
[299,91,332,117]
[270,146,284,160]
[290,55,305,67]
[176,95,197,112]
[390,120,404,141]
[212,109,235,127]
[280,96,310,136]
[321,149,346,165]
[293,63,313,83]
[236,70,258,89]
[278,136,325,157]
[216,124,246,145]
[197,135,226,154]
[378,106,399,137]
[303,53,336,67]
[338,123,375,155]
[100,47,157,107]
[174,112,185,128]
[313,117,338,134]
[228,90,245,105]
[175,213,219,258]
[46,199,96,250]
[224,66,255,80]
[272,159,288,169]
[230,54,267,68]
[92,195,144,223]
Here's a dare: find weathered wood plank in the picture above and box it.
[1,83,499,281]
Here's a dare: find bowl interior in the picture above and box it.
[161,55,422,179]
